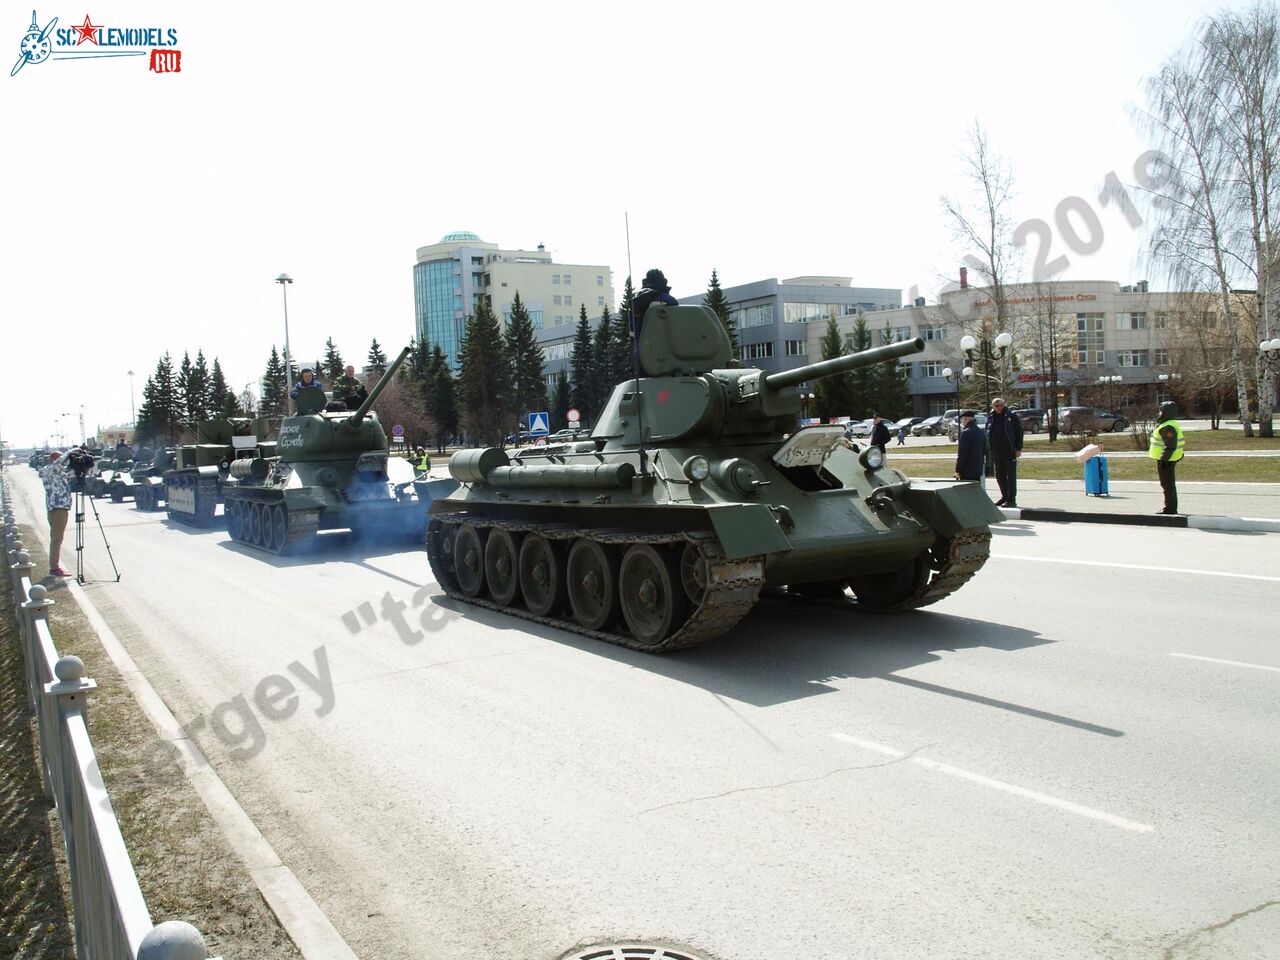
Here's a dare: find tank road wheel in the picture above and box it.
[427,519,457,584]
[136,484,150,511]
[679,542,709,606]
[261,503,280,551]
[110,485,124,503]
[850,553,930,610]
[567,539,618,630]
[619,544,686,648]
[454,524,487,598]
[226,500,242,541]
[271,504,288,553]
[484,529,522,606]
[248,502,264,546]
[519,534,566,617]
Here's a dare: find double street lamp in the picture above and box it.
[276,273,295,398]
[960,331,1012,414]
[941,365,973,412]
[801,389,815,422]
[1098,374,1123,411]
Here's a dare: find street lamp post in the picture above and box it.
[276,273,295,399]
[801,389,815,423]
[942,364,974,414]
[960,331,1012,415]
[127,370,136,425]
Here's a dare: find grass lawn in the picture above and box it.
[1020,430,1280,453]
[899,456,1279,483]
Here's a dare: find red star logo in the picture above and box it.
[73,14,101,45]
[657,388,670,404]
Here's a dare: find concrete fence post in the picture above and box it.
[19,577,52,713]
[137,920,208,959]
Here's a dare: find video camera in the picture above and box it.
[67,447,96,479]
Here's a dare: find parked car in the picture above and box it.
[948,413,987,441]
[1058,406,1129,433]
[545,427,589,442]
[893,417,924,433]
[845,420,873,438]
[912,415,945,436]
[937,408,961,435]
[1011,408,1047,433]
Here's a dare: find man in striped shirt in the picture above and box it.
[38,450,73,577]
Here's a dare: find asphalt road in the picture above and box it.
[8,467,1278,960]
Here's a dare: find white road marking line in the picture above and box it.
[828,732,906,757]
[1170,653,1280,673]
[829,732,1153,834]
[991,554,1280,583]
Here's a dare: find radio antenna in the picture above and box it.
[625,212,647,479]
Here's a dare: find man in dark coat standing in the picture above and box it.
[985,397,1024,507]
[954,411,985,482]
[869,413,891,453]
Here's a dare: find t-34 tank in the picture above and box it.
[164,418,275,527]
[110,447,175,509]
[425,303,1004,653]
[89,451,134,498]
[223,346,426,554]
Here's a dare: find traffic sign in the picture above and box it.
[528,411,550,436]
[566,408,580,423]
[392,424,405,437]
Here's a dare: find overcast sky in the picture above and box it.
[1,0,1222,447]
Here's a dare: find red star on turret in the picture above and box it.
[73,14,101,45]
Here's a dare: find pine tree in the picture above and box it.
[875,323,913,416]
[505,292,547,419]
[457,301,511,445]
[423,344,458,453]
[146,353,181,441]
[135,373,158,442]
[612,276,636,383]
[847,311,876,416]
[590,306,615,417]
[209,358,230,416]
[177,352,194,426]
[704,268,738,355]
[570,305,595,423]
[407,336,431,382]
[814,317,854,421]
[188,350,212,422]
[261,346,287,417]
[322,338,345,381]
[367,338,389,375]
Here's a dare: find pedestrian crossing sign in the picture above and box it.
[528,412,549,435]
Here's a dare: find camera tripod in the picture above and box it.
[72,481,120,584]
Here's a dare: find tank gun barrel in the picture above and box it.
[347,346,412,426]
[763,337,925,391]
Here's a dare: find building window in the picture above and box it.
[553,295,562,306]
[562,274,571,286]
[881,326,912,345]
[743,342,775,360]
[920,361,943,377]
[734,303,775,329]
[597,275,604,286]
[1117,350,1149,367]
[552,274,560,285]
[1154,348,1170,365]
[564,295,572,306]
[530,309,543,328]
[471,257,483,266]
[598,296,605,306]
[1076,313,1105,366]
[921,325,946,341]
[1153,312,1169,329]
[1118,311,1146,330]
[785,340,807,356]
[471,272,484,286]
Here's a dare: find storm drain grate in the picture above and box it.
[561,945,711,960]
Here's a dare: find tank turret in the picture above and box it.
[223,346,430,554]
[425,301,1004,653]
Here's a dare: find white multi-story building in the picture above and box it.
[413,231,615,373]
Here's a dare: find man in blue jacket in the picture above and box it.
[986,397,1024,507]
[954,411,985,482]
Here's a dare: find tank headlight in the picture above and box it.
[860,446,884,471]
[683,455,711,482]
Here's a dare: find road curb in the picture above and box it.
[999,506,1280,533]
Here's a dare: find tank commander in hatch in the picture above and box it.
[629,268,679,372]
[333,365,366,409]
[290,368,324,404]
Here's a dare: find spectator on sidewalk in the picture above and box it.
[1149,400,1185,515]
[986,397,1024,507]
[37,450,72,577]
[954,411,985,482]
[896,426,906,446]
[870,414,890,453]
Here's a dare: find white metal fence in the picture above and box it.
[2,478,217,960]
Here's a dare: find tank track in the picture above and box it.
[164,472,220,527]
[224,492,320,555]
[427,514,765,653]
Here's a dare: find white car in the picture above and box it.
[844,420,873,438]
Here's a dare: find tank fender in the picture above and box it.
[282,488,327,511]
[704,503,793,560]
[900,480,1004,538]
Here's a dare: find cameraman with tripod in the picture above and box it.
[38,449,73,577]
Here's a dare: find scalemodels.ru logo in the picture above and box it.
[11,9,181,77]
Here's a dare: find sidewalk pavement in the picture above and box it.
[992,479,1280,532]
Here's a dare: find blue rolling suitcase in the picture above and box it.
[1084,455,1109,496]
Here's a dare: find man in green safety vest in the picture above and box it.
[1148,400,1185,515]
